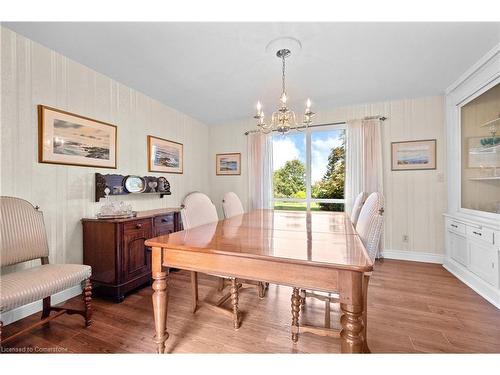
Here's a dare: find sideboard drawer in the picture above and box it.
[466,226,494,245]
[447,219,466,235]
[124,219,152,232]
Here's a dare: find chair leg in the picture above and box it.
[217,277,225,292]
[230,278,240,329]
[83,279,92,327]
[190,271,198,313]
[41,296,51,320]
[300,289,306,308]
[291,288,301,343]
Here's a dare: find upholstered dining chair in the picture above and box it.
[181,192,244,329]
[292,192,384,352]
[350,192,367,228]
[221,191,269,298]
[222,192,244,219]
[0,196,92,345]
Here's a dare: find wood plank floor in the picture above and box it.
[2,259,500,353]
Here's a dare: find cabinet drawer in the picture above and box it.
[447,219,466,235]
[124,219,152,233]
[469,241,498,287]
[466,226,494,245]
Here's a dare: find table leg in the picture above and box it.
[230,278,240,329]
[151,246,169,354]
[339,271,364,353]
[291,287,301,342]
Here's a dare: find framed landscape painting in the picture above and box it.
[148,135,183,174]
[38,105,117,168]
[391,139,436,171]
[216,153,241,175]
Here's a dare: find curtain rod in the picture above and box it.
[243,115,387,135]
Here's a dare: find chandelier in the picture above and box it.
[253,48,315,135]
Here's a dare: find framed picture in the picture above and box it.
[391,139,436,171]
[148,135,183,174]
[216,153,241,175]
[467,137,500,168]
[38,105,117,168]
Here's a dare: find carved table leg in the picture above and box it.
[83,279,93,327]
[291,287,301,342]
[191,271,198,313]
[151,246,169,354]
[362,274,371,353]
[230,278,240,329]
[339,271,364,353]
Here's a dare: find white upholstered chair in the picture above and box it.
[0,196,92,345]
[292,192,384,352]
[181,192,243,328]
[222,192,244,219]
[350,192,367,228]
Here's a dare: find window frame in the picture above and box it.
[271,123,346,211]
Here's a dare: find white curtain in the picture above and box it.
[345,118,383,214]
[247,132,273,210]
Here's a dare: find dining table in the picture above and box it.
[144,209,373,353]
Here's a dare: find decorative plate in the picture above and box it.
[124,175,146,193]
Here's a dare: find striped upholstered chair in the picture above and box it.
[0,196,92,345]
[350,192,367,228]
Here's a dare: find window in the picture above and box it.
[272,124,346,211]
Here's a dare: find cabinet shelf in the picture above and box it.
[468,176,500,181]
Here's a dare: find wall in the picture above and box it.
[209,96,447,260]
[1,27,210,268]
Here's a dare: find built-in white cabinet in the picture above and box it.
[444,43,500,309]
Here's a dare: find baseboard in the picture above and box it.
[381,249,444,264]
[443,259,500,309]
[0,285,82,325]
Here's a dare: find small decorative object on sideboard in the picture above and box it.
[95,173,172,202]
[97,189,136,219]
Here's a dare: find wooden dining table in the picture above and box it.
[144,209,373,354]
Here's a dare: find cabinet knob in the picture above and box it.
[136,223,142,229]
[161,218,168,223]
[472,231,482,236]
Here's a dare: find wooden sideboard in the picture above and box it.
[82,208,182,302]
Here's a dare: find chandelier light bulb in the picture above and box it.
[280,92,287,104]
[256,101,262,113]
[306,98,311,109]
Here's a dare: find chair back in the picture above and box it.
[0,196,50,267]
[350,192,366,227]
[222,192,244,218]
[181,192,219,229]
[356,192,384,262]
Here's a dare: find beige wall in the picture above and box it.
[209,96,447,256]
[1,27,210,266]
[460,83,500,214]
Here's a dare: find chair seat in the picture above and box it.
[0,264,91,312]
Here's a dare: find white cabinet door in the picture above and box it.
[469,240,498,287]
[449,231,468,266]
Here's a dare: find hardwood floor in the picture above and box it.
[2,259,500,353]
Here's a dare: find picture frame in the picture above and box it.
[216,153,241,175]
[148,135,184,174]
[391,139,437,171]
[38,105,117,169]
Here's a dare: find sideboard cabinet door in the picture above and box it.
[449,231,468,267]
[122,219,153,282]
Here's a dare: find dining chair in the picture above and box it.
[350,192,367,228]
[222,191,244,218]
[292,192,384,352]
[221,191,269,298]
[181,192,245,329]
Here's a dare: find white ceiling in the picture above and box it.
[3,22,500,125]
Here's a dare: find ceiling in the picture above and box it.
[3,22,500,125]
